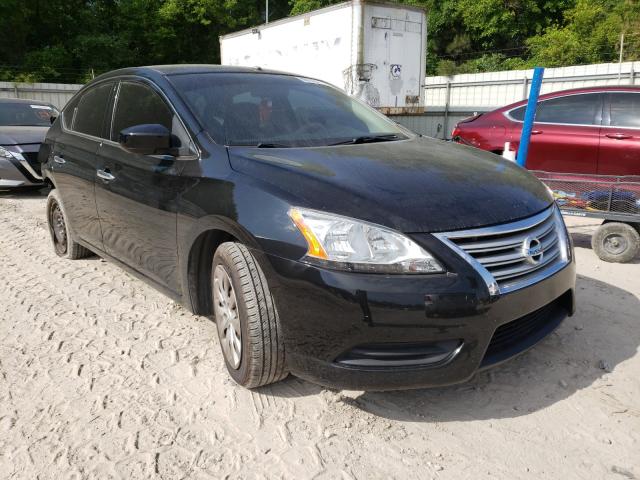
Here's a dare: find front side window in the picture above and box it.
[72,82,114,137]
[169,73,407,147]
[111,82,173,140]
[509,93,602,126]
[0,102,59,127]
[609,92,640,128]
[111,81,194,156]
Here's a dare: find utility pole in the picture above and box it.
[266,0,269,23]
[618,33,625,81]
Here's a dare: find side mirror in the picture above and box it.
[119,124,172,155]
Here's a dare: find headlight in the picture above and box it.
[288,207,444,274]
[553,204,572,261]
[0,146,19,159]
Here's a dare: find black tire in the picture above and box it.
[212,242,287,388]
[591,222,640,263]
[46,189,93,259]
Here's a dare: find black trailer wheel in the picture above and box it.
[591,222,640,263]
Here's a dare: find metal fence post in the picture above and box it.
[443,81,451,139]
[522,76,529,99]
[630,64,635,85]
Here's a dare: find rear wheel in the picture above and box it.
[212,242,287,388]
[46,189,92,259]
[591,222,639,263]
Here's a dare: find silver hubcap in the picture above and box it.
[213,265,242,369]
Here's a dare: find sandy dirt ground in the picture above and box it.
[0,189,638,480]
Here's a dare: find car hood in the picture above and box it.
[227,136,553,233]
[0,126,49,146]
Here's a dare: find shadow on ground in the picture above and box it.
[266,273,639,422]
[0,186,49,199]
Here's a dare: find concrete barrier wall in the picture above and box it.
[0,82,82,108]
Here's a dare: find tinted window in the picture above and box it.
[111,82,173,140]
[509,106,526,121]
[0,102,59,127]
[535,94,601,125]
[170,73,405,147]
[73,83,113,137]
[62,95,80,130]
[609,92,640,128]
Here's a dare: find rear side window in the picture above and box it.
[609,92,640,128]
[535,94,601,125]
[111,82,173,140]
[72,82,114,137]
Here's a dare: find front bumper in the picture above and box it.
[257,235,576,391]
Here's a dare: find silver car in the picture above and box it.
[0,98,59,188]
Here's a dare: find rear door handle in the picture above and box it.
[53,155,65,164]
[531,130,543,135]
[605,133,632,140]
[96,169,115,182]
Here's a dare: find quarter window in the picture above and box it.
[72,82,114,137]
[609,93,640,128]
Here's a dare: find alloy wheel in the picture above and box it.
[213,265,242,369]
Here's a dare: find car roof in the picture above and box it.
[92,64,295,82]
[498,85,640,112]
[539,85,640,97]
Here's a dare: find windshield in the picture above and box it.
[0,102,58,127]
[170,73,408,147]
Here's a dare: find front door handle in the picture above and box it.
[96,169,115,182]
[53,155,65,164]
[605,133,632,140]
[531,130,543,135]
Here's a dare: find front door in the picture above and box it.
[94,80,195,291]
[598,92,640,176]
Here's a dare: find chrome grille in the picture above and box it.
[435,207,570,295]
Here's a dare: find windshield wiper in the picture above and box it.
[255,142,291,148]
[329,134,401,146]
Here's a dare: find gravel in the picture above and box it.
[0,193,638,479]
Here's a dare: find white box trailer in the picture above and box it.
[219,1,427,113]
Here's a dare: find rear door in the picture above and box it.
[50,81,115,251]
[598,92,640,175]
[509,93,603,173]
[94,80,195,291]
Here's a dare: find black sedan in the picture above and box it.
[0,98,58,188]
[40,65,576,390]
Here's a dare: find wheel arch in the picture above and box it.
[182,216,263,316]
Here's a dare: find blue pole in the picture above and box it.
[516,67,545,167]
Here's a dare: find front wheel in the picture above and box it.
[591,222,640,263]
[212,242,287,388]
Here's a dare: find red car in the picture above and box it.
[452,86,640,175]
